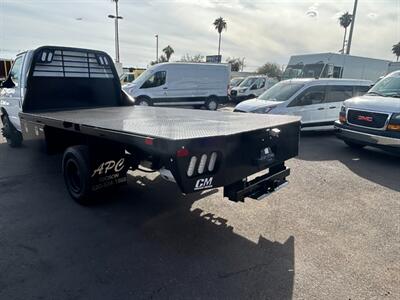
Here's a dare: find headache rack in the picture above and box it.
[32,48,114,79]
[23,46,122,111]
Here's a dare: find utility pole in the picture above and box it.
[108,0,123,62]
[155,34,159,63]
[346,0,358,55]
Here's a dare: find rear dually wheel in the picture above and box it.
[62,145,93,205]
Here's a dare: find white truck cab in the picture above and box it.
[229,75,277,102]
[1,51,35,146]
[0,51,33,133]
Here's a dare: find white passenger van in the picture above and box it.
[229,75,277,102]
[234,78,373,130]
[123,62,230,110]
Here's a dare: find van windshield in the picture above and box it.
[133,68,152,83]
[258,81,304,101]
[283,64,303,80]
[230,77,244,87]
[368,75,400,97]
[239,77,258,88]
[283,63,326,79]
[300,63,325,78]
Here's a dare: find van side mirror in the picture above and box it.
[250,84,257,90]
[0,77,15,88]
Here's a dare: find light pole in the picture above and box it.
[346,0,358,55]
[108,0,123,63]
[155,34,159,63]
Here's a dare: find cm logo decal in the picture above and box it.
[194,177,213,190]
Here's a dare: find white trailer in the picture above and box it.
[283,53,390,82]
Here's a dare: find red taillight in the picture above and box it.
[144,137,153,145]
[176,147,189,157]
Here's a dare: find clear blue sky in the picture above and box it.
[1,0,399,70]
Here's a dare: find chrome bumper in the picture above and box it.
[334,121,400,147]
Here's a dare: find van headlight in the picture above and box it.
[387,113,400,131]
[339,105,347,123]
[238,88,247,93]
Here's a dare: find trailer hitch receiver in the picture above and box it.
[224,165,290,202]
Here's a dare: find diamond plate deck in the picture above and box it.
[22,106,300,140]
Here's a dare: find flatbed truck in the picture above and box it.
[1,46,300,205]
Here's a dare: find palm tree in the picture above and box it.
[339,12,352,54]
[162,45,174,62]
[392,42,400,62]
[213,17,227,57]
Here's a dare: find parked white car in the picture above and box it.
[123,62,230,110]
[229,75,277,102]
[234,78,373,130]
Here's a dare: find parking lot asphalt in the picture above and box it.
[0,130,399,299]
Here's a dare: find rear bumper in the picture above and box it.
[334,121,400,148]
[223,166,290,202]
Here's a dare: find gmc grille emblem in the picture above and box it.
[357,115,373,122]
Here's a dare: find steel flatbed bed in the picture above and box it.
[20,106,299,140]
[20,106,301,202]
[2,46,301,205]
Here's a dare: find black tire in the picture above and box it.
[205,97,219,111]
[62,145,93,205]
[344,140,365,149]
[136,97,152,106]
[1,115,22,147]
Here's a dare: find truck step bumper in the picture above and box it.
[223,167,290,202]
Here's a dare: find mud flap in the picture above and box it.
[88,145,129,192]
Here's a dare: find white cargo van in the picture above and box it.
[123,63,230,110]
